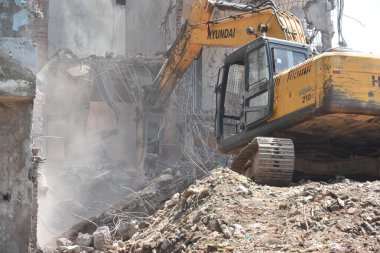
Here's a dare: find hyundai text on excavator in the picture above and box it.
[137,0,380,185]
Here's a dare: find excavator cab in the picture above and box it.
[215,37,311,147]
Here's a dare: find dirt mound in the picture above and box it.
[114,169,380,253]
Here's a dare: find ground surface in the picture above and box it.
[45,168,380,253]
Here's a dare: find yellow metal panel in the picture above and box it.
[190,10,305,47]
[325,53,380,107]
[270,59,315,121]
[269,52,380,122]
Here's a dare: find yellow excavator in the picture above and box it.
[137,0,380,185]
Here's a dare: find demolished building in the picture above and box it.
[0,0,338,251]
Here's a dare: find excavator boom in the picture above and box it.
[148,0,306,108]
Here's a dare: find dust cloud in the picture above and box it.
[35,0,175,245]
[36,54,146,245]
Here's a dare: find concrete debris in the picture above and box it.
[76,233,94,247]
[330,243,341,252]
[43,168,380,253]
[56,238,72,247]
[93,226,112,250]
[116,222,139,241]
[58,245,80,253]
[56,162,204,243]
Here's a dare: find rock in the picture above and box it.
[117,221,139,240]
[162,168,173,175]
[343,179,351,184]
[221,224,231,239]
[209,231,222,239]
[141,241,152,252]
[323,200,332,210]
[329,243,340,252]
[267,238,283,245]
[330,204,341,212]
[160,239,172,251]
[56,238,72,247]
[57,246,68,252]
[198,188,210,199]
[303,196,313,203]
[139,221,150,230]
[192,209,206,224]
[232,224,242,230]
[305,243,323,252]
[80,246,94,253]
[238,185,249,194]
[93,226,111,250]
[117,240,125,248]
[76,233,93,247]
[250,223,262,229]
[207,217,221,232]
[157,174,173,186]
[279,202,288,210]
[63,245,80,253]
[182,187,200,199]
[347,207,357,215]
[337,198,345,207]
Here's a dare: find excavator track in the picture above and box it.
[230,137,295,186]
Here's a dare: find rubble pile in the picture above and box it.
[44,168,380,253]
[38,159,145,238]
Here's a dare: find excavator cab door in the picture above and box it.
[215,38,274,141]
[243,41,274,128]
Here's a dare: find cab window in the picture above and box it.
[272,48,306,73]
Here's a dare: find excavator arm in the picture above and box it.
[148,0,306,108]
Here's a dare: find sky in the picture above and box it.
[335,0,380,54]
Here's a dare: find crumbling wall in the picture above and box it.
[0,0,34,38]
[0,0,40,72]
[48,0,126,58]
[125,0,176,56]
[0,51,36,253]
